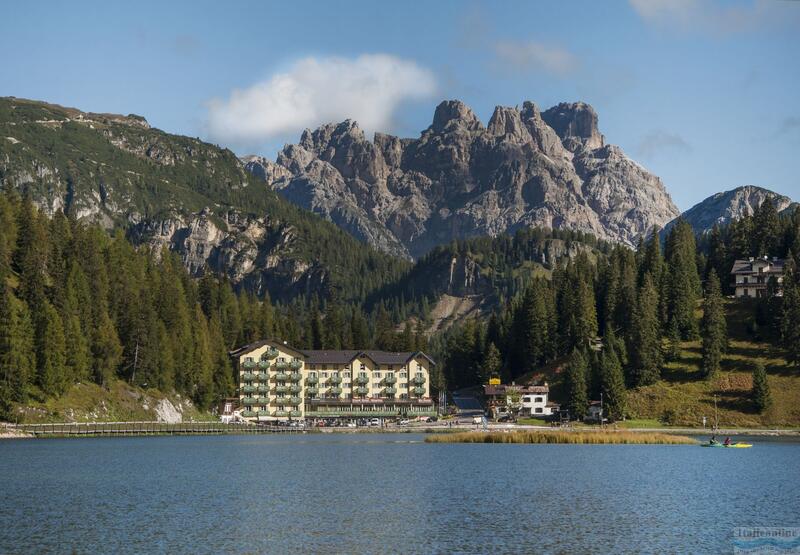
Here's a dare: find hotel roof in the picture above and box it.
[230,340,435,365]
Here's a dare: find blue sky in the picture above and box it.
[1,0,798,210]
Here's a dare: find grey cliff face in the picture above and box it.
[666,185,797,235]
[244,99,680,258]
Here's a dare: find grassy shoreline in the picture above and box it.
[425,430,698,445]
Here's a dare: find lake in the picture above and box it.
[1,433,798,554]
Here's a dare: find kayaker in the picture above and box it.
[724,437,732,446]
[709,434,718,445]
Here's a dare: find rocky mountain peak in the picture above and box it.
[487,105,531,142]
[246,97,680,258]
[431,100,483,133]
[542,101,604,151]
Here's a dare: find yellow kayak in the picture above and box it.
[702,442,753,448]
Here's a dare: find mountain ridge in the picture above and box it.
[244,99,680,259]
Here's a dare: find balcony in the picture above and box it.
[241,385,256,394]
[383,375,397,385]
[258,360,270,370]
[328,375,342,385]
[355,376,369,385]
[274,372,289,382]
[287,396,301,406]
[265,348,279,360]
[306,375,319,385]
[257,372,269,381]
[354,386,369,396]
[256,397,270,405]
[411,376,426,385]
[242,361,257,369]
[274,361,290,370]
[242,397,258,405]
[289,410,302,418]
[241,410,256,418]
[273,410,289,418]
[257,410,270,417]
[287,372,302,382]
[273,385,289,395]
[305,386,319,396]
[241,372,256,382]
[288,384,302,394]
[290,360,302,370]
[328,387,342,396]
[257,384,269,394]
[383,387,397,395]
[412,387,425,396]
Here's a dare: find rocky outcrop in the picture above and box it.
[666,185,797,235]
[246,99,679,258]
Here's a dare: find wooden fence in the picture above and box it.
[8,421,307,438]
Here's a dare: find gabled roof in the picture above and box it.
[229,340,436,366]
[731,258,786,274]
[228,340,306,359]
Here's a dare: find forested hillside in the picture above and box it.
[0,192,423,421]
[437,199,800,422]
[0,97,409,303]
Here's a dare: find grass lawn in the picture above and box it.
[516,418,549,426]
[626,299,799,427]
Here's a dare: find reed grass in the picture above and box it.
[424,430,697,445]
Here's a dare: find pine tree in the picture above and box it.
[751,362,772,413]
[629,273,662,387]
[701,270,727,379]
[0,280,35,417]
[564,349,589,420]
[752,198,780,256]
[599,329,626,421]
[37,301,68,397]
[780,273,800,367]
[481,342,502,385]
[664,220,700,339]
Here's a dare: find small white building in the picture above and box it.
[520,388,559,417]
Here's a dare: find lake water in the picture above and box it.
[1,433,798,554]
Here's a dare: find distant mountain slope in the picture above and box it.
[666,185,797,235]
[244,99,680,259]
[0,97,408,301]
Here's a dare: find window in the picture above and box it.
[321,372,328,378]
[344,371,351,378]
[535,408,543,414]
[373,372,381,379]
[360,363,366,371]
[400,393,408,399]
[400,383,408,389]
[344,382,351,388]
[359,372,367,378]
[400,372,407,378]
[523,396,532,403]
[535,397,543,403]
[309,371,317,378]
[415,372,423,379]
[245,356,253,362]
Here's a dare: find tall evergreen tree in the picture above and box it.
[36,301,68,397]
[481,342,502,385]
[701,270,727,379]
[664,220,700,339]
[599,330,626,421]
[628,273,662,387]
[564,348,589,420]
[0,279,35,417]
[751,362,772,413]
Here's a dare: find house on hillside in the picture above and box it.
[730,256,786,298]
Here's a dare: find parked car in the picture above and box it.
[368,418,382,427]
[398,419,410,426]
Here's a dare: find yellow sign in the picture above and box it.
[489,377,501,385]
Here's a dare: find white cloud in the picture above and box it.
[492,40,578,76]
[206,54,436,146]
[629,0,800,34]
[636,130,691,159]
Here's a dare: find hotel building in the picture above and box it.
[229,340,436,421]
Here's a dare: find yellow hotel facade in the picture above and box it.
[229,340,436,421]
